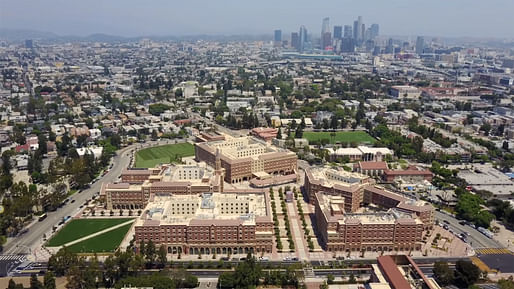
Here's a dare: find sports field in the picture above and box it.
[67,223,133,253]
[47,218,130,247]
[135,143,195,168]
[302,131,376,144]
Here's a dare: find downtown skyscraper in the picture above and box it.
[321,17,331,50]
[416,36,425,54]
[353,16,363,43]
[274,30,282,47]
[299,25,308,53]
[333,26,342,40]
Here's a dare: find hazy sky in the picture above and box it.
[1,0,514,38]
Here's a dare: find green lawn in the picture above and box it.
[47,218,131,247]
[301,131,376,144]
[67,223,133,253]
[135,143,195,168]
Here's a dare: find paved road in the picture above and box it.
[435,211,502,249]
[190,111,248,138]
[2,139,180,257]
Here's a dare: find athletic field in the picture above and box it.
[301,131,376,144]
[135,143,195,168]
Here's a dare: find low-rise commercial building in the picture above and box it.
[353,161,389,177]
[383,167,433,183]
[327,146,393,162]
[250,127,278,142]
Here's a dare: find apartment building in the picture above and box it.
[134,192,273,255]
[102,162,223,210]
[315,192,424,253]
[304,166,375,212]
[195,136,297,183]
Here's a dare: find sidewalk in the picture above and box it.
[288,202,308,260]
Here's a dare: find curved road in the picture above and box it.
[2,139,180,257]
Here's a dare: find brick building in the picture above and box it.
[134,192,273,255]
[383,166,433,183]
[250,127,278,142]
[353,161,389,177]
[314,192,425,253]
[304,166,375,212]
[195,136,297,183]
[102,163,223,210]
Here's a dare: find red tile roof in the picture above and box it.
[377,255,411,289]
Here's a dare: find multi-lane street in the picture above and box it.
[435,211,502,249]
[3,144,132,257]
[1,139,185,268]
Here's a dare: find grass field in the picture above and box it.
[67,223,133,253]
[301,131,376,144]
[47,218,131,247]
[135,143,195,168]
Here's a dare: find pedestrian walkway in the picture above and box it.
[51,219,135,250]
[287,202,308,260]
[0,255,26,262]
[476,248,512,255]
[471,256,494,273]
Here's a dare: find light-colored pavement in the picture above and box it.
[288,202,308,261]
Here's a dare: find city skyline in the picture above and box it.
[1,0,514,39]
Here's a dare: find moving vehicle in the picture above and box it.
[478,227,494,239]
[38,213,47,222]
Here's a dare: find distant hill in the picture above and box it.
[0,28,59,41]
[0,28,273,43]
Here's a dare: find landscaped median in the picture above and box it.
[46,218,134,253]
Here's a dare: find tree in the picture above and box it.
[157,245,167,268]
[327,274,335,284]
[7,279,23,289]
[139,240,145,256]
[330,115,338,130]
[30,273,43,289]
[218,272,236,289]
[38,134,48,155]
[175,88,183,98]
[480,123,492,135]
[103,255,117,287]
[48,247,79,276]
[498,277,514,289]
[433,261,454,286]
[145,240,156,265]
[454,260,480,288]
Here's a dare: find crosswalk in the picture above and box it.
[470,256,492,272]
[475,248,512,255]
[0,254,26,261]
